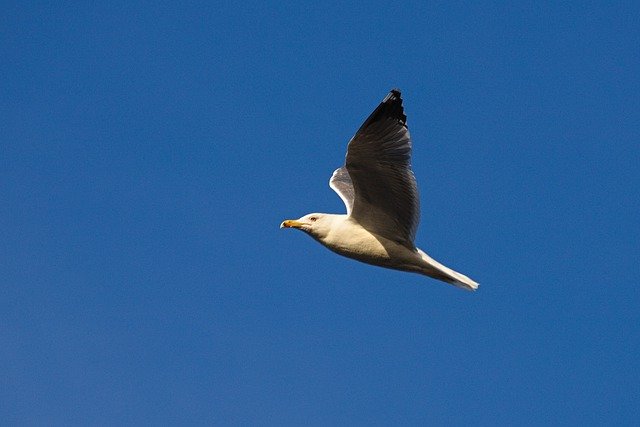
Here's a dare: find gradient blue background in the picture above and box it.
[2,2,639,425]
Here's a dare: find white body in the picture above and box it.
[285,214,478,291]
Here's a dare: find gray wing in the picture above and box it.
[329,167,355,215]
[341,89,420,247]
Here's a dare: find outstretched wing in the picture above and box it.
[341,89,420,247]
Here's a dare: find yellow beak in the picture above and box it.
[280,219,304,229]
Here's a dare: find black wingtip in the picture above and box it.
[382,88,402,105]
[357,89,407,133]
[384,88,405,123]
[390,88,402,97]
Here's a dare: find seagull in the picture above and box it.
[281,89,478,291]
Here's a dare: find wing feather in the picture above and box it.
[340,89,420,246]
[329,167,355,215]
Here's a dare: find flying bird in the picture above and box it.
[281,89,478,291]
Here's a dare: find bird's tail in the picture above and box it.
[416,248,479,291]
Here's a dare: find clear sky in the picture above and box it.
[2,2,639,425]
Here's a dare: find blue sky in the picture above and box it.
[2,1,639,424]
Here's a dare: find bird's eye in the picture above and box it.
[309,217,318,222]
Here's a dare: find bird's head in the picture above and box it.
[280,213,335,240]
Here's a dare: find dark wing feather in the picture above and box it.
[343,89,420,246]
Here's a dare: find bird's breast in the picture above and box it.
[319,222,418,269]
